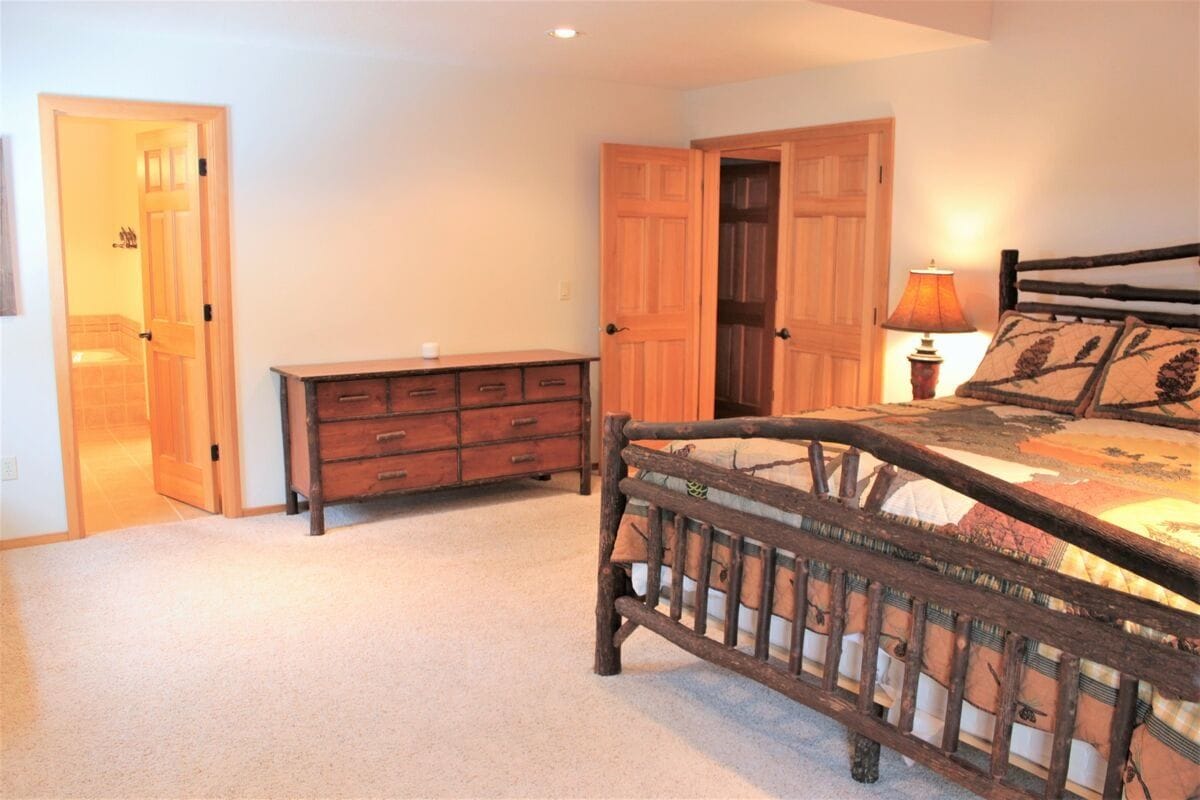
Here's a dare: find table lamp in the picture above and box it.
[882,261,975,400]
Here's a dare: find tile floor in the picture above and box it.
[78,424,210,533]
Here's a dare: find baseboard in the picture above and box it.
[0,531,72,551]
[242,501,309,517]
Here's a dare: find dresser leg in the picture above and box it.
[285,489,299,515]
[308,495,325,536]
[580,465,592,495]
[303,380,325,535]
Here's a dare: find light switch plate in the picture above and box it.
[1,457,16,481]
[558,280,571,301]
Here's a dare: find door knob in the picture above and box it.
[774,328,791,340]
[604,323,630,335]
[138,330,153,341]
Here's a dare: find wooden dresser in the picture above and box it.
[272,350,597,535]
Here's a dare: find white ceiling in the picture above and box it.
[29,1,991,90]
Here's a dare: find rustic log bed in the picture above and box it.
[593,244,1200,800]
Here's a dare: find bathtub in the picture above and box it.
[71,348,131,365]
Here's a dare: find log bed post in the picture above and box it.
[999,249,1020,316]
[595,412,632,676]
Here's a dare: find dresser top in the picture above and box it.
[272,349,597,381]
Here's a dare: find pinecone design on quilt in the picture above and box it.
[1155,347,1199,403]
[1013,336,1055,380]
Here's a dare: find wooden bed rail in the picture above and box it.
[595,413,1200,800]
[621,416,1200,603]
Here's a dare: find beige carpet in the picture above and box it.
[1,476,974,799]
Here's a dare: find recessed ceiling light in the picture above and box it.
[546,27,581,39]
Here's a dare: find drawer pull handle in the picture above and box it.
[510,454,537,465]
[377,469,408,481]
[510,417,538,427]
[408,388,438,397]
[478,383,508,392]
[338,393,371,403]
[375,431,407,442]
[538,378,567,387]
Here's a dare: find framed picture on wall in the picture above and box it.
[0,138,16,316]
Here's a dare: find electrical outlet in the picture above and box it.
[1,457,16,481]
[558,280,571,301]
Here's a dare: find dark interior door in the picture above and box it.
[714,160,780,418]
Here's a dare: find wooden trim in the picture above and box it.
[697,149,721,419]
[770,142,796,413]
[690,117,896,152]
[871,123,896,402]
[39,99,83,540]
[722,147,781,162]
[0,532,71,551]
[38,94,242,540]
[242,501,310,517]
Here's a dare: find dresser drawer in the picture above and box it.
[316,379,388,420]
[390,373,456,412]
[460,400,581,445]
[460,368,521,406]
[524,364,581,400]
[322,449,458,501]
[461,435,580,482]
[319,412,458,461]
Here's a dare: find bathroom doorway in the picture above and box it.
[60,117,210,531]
[41,96,241,538]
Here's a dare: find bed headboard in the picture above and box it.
[999,243,1200,328]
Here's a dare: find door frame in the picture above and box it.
[691,117,895,417]
[38,94,242,538]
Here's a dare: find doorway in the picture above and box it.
[714,150,780,418]
[599,118,894,423]
[40,96,241,538]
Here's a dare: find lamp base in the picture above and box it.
[907,335,943,401]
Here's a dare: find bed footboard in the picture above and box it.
[593,413,1200,800]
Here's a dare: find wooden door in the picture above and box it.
[600,144,703,422]
[137,126,218,512]
[714,162,779,418]
[772,133,888,414]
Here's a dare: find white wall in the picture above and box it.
[0,4,686,538]
[4,1,1197,539]
[685,0,1200,401]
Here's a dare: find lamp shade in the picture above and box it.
[882,266,975,334]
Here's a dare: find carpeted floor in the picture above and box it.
[1,475,974,799]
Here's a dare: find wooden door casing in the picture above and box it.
[714,161,779,418]
[773,133,887,414]
[138,126,219,512]
[600,144,703,423]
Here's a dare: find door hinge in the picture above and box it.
[198,158,208,177]
[873,307,878,325]
[210,444,220,462]
[203,303,213,322]
[878,165,883,184]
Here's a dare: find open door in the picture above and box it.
[714,159,779,418]
[137,125,219,512]
[599,144,703,422]
[772,132,889,413]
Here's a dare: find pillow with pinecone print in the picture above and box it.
[1086,320,1200,430]
[955,312,1125,415]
